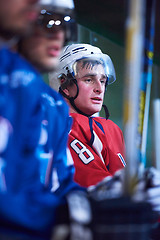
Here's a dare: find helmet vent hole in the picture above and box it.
[91,52,94,54]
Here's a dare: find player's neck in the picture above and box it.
[69,107,77,114]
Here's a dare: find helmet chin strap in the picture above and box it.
[69,97,91,117]
[102,104,110,120]
[59,78,91,117]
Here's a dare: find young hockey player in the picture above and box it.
[57,44,160,240]
[57,43,126,188]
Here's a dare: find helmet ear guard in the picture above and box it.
[58,74,71,90]
[58,72,79,100]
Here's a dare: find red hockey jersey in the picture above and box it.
[68,113,126,187]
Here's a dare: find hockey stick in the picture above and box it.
[152,66,160,170]
[152,98,160,170]
[123,0,146,195]
[137,0,156,173]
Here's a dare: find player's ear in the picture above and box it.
[63,88,70,97]
[60,78,69,97]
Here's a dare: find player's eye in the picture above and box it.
[100,80,106,84]
[100,77,107,85]
[85,78,92,83]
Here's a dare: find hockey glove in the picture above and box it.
[87,170,124,201]
[133,167,160,214]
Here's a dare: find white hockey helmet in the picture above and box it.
[39,0,74,15]
[57,43,116,87]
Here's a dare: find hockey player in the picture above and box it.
[57,43,126,188]
[56,43,160,239]
[57,43,160,239]
[0,1,80,239]
[16,0,80,194]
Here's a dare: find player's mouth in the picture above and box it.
[47,45,61,57]
[91,97,102,104]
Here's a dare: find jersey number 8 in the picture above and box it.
[70,139,94,164]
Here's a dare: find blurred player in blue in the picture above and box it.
[18,0,78,195]
[0,0,81,239]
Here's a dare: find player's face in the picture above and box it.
[69,62,107,116]
[0,0,40,39]
[19,25,65,73]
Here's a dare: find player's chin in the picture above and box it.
[89,106,102,116]
[93,103,102,112]
[40,59,58,72]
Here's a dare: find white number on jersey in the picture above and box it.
[70,139,94,164]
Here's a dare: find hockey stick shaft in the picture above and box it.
[138,0,156,171]
[123,0,146,195]
[152,65,160,170]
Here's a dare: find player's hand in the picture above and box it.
[133,167,160,214]
[87,169,124,201]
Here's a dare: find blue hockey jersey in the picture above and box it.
[0,46,78,238]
